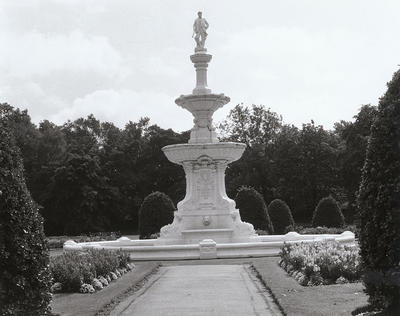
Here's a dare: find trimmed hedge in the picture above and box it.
[357,69,400,311]
[0,122,52,315]
[268,199,295,234]
[312,196,345,228]
[235,186,274,233]
[138,191,175,239]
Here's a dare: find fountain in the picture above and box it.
[64,12,355,260]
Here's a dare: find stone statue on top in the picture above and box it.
[193,11,209,51]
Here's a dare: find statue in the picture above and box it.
[193,11,209,51]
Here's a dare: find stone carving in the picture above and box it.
[193,11,209,51]
[202,216,211,226]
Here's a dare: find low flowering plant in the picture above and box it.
[279,240,361,286]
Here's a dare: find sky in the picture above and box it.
[1,0,399,132]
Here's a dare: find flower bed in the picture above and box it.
[279,240,361,286]
[50,249,134,293]
[47,232,121,249]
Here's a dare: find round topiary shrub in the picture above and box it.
[0,121,52,315]
[268,199,295,234]
[357,69,400,312]
[234,186,274,233]
[138,191,175,239]
[312,196,345,228]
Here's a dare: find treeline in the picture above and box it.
[0,102,376,235]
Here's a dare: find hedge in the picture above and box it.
[0,121,52,315]
[268,199,295,234]
[138,191,175,239]
[235,186,274,233]
[312,196,345,228]
[357,69,400,312]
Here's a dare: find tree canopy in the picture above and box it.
[0,100,375,235]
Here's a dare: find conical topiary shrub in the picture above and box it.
[235,186,274,233]
[138,191,175,239]
[357,69,400,312]
[0,121,52,315]
[312,196,345,228]
[268,199,295,234]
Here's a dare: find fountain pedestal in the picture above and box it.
[156,49,257,245]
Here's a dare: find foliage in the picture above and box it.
[357,69,400,311]
[138,191,175,239]
[0,100,374,235]
[279,241,361,286]
[334,105,377,223]
[220,104,346,223]
[235,186,274,233]
[268,199,295,234]
[312,196,345,228]
[0,120,52,315]
[50,249,131,292]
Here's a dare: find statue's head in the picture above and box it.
[197,11,202,18]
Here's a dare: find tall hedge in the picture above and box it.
[138,191,175,239]
[268,199,295,234]
[357,69,400,311]
[0,122,52,315]
[235,186,274,233]
[312,196,345,228]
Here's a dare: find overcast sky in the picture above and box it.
[1,0,399,132]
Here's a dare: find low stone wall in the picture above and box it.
[64,231,355,261]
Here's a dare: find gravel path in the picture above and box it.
[111,264,281,316]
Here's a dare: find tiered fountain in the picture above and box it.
[64,12,355,260]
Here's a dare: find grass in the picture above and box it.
[251,257,368,315]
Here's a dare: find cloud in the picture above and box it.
[0,30,124,79]
[49,89,193,131]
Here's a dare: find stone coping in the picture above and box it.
[63,231,355,261]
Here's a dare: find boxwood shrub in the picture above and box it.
[0,121,52,315]
[312,196,345,228]
[357,69,400,312]
[138,191,175,239]
[268,199,295,234]
[235,186,274,233]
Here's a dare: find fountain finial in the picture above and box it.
[192,11,209,52]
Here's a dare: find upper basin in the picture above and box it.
[162,142,246,164]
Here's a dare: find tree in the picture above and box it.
[235,186,274,233]
[268,199,295,234]
[357,69,400,312]
[296,122,341,221]
[312,196,345,228]
[334,105,377,222]
[0,121,52,315]
[138,191,175,239]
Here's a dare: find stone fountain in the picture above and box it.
[64,12,355,260]
[158,14,256,245]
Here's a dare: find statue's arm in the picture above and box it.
[205,19,209,29]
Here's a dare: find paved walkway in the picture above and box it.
[111,265,280,316]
